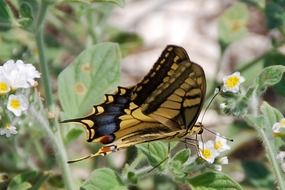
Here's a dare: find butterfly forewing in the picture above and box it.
[134,46,206,130]
[132,45,191,106]
[62,45,206,161]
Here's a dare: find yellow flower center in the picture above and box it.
[5,124,11,129]
[0,81,10,94]
[214,140,222,150]
[280,119,285,127]
[10,99,21,109]
[201,148,212,159]
[226,76,239,88]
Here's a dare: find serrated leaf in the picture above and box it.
[188,171,243,190]
[58,42,121,118]
[80,168,127,190]
[218,2,248,47]
[256,65,285,95]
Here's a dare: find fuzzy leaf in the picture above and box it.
[138,141,168,169]
[260,101,283,127]
[172,149,190,164]
[256,65,285,95]
[58,42,121,119]
[81,168,127,190]
[7,171,45,190]
[188,171,243,190]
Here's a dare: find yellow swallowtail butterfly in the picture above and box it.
[61,45,206,163]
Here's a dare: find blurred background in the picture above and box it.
[1,0,285,189]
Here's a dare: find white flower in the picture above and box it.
[272,118,285,137]
[0,75,10,94]
[199,140,219,164]
[0,60,40,89]
[214,135,231,153]
[277,151,285,172]
[7,94,28,116]
[0,124,17,137]
[222,72,245,93]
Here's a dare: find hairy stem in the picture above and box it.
[30,107,76,190]
[33,1,76,189]
[34,2,53,107]
[250,96,285,190]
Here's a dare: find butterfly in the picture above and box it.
[61,45,206,163]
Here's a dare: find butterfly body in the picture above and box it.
[61,45,206,163]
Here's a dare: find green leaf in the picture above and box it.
[172,149,190,164]
[218,2,248,47]
[240,0,265,8]
[245,115,264,129]
[242,160,274,188]
[47,174,64,188]
[65,128,83,143]
[188,171,243,190]
[58,42,121,118]
[80,168,127,190]
[260,101,283,127]
[7,171,41,190]
[256,65,285,95]
[137,141,168,169]
[265,2,285,29]
[19,3,33,28]
[0,1,11,31]
[264,52,285,95]
[64,0,125,7]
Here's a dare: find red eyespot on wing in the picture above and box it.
[100,134,115,144]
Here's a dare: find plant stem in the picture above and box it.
[34,1,53,107]
[250,96,285,190]
[33,1,76,189]
[30,107,76,190]
[259,128,285,190]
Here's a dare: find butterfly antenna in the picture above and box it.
[202,127,233,142]
[199,86,233,142]
[200,86,221,124]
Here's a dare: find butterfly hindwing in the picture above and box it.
[61,87,133,144]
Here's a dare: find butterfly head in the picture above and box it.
[189,122,204,136]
